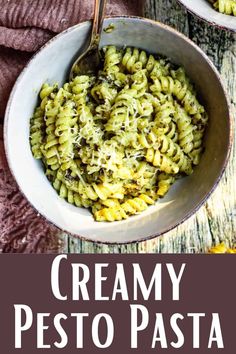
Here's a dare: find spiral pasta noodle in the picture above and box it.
[55,101,78,170]
[43,100,60,170]
[150,76,204,116]
[30,45,208,222]
[94,194,155,222]
[30,107,45,159]
[157,173,175,197]
[104,45,122,78]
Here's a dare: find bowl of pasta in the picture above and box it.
[177,0,236,31]
[4,16,232,243]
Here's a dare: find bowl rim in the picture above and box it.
[3,15,233,245]
[177,0,236,32]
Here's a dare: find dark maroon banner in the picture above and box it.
[0,254,235,353]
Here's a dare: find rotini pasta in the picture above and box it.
[30,46,208,222]
[157,173,175,197]
[30,107,45,159]
[94,194,155,222]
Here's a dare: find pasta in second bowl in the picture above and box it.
[208,0,236,15]
[4,17,231,243]
[178,0,236,31]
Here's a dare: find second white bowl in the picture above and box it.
[178,0,236,31]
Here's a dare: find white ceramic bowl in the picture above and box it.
[4,16,232,244]
[178,0,236,31]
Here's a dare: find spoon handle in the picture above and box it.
[91,0,107,44]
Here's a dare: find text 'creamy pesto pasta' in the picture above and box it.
[30,46,208,222]
[208,0,236,15]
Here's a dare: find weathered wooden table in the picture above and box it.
[62,0,236,254]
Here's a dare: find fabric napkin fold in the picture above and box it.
[0,0,143,253]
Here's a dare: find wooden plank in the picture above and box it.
[65,0,236,253]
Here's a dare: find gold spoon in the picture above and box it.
[69,0,107,79]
